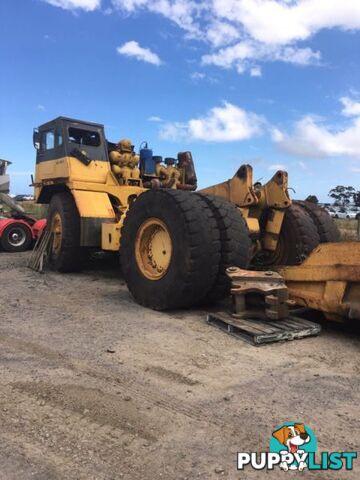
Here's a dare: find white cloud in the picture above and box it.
[273,115,360,158]
[149,91,360,164]
[111,0,360,74]
[112,0,201,36]
[47,1,360,73]
[277,46,321,65]
[201,41,320,73]
[160,122,188,141]
[116,41,162,65]
[148,115,163,122]
[250,66,262,77]
[268,164,286,171]
[158,95,360,160]
[211,0,360,46]
[160,101,264,142]
[270,96,360,160]
[44,0,101,11]
[37,104,46,111]
[190,71,205,80]
[340,96,360,117]
[113,0,360,44]
[202,41,254,70]
[206,21,240,47]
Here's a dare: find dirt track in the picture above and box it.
[0,251,359,479]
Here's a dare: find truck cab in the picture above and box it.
[33,117,146,251]
[33,117,112,203]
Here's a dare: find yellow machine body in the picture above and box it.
[33,117,145,250]
[33,117,291,254]
[33,117,358,322]
[34,154,143,250]
[278,242,360,321]
[200,164,292,252]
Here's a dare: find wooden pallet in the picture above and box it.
[207,311,321,345]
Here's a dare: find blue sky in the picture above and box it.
[1,0,360,200]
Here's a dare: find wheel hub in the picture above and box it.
[8,228,26,247]
[51,212,63,255]
[135,218,172,280]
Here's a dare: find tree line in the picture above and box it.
[306,186,360,207]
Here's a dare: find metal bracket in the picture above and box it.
[227,267,292,320]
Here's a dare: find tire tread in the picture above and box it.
[294,200,340,243]
[196,193,252,302]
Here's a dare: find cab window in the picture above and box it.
[57,129,63,147]
[68,127,100,147]
[42,130,55,150]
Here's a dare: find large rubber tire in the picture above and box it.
[294,200,340,243]
[258,203,320,266]
[120,189,220,310]
[1,222,32,252]
[196,194,252,302]
[47,192,82,272]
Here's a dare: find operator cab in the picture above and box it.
[33,117,108,164]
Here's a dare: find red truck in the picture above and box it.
[0,159,46,252]
[0,214,46,252]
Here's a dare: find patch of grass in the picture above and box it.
[334,218,359,241]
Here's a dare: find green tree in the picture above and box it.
[328,185,355,206]
[353,191,360,207]
[305,195,319,204]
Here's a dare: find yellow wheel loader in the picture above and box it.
[33,117,342,311]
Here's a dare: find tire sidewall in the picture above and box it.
[47,193,80,271]
[1,223,32,252]
[121,195,193,306]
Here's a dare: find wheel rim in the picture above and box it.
[135,218,172,280]
[51,212,63,255]
[7,227,26,247]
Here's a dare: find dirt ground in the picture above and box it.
[0,251,359,480]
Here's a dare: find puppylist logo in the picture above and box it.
[237,422,357,472]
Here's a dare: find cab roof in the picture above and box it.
[37,116,104,131]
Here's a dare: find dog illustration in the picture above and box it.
[272,423,310,471]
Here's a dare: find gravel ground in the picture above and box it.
[0,251,359,479]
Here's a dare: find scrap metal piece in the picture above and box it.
[0,192,25,214]
[28,229,52,272]
[226,267,290,320]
